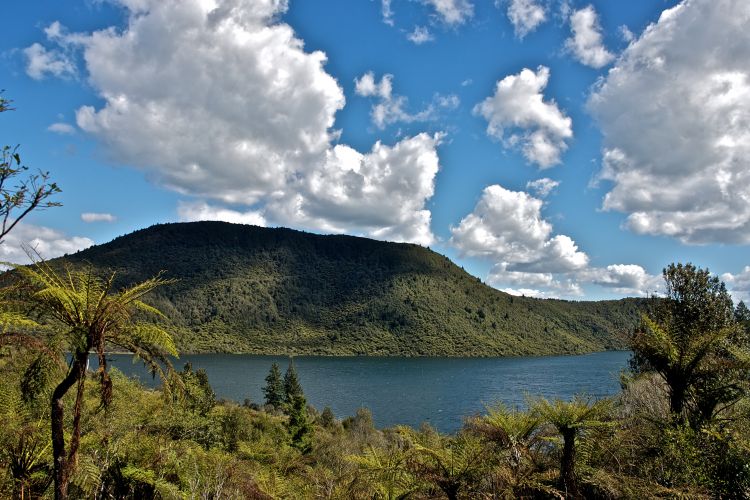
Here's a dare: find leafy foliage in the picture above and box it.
[630,263,750,424]
[262,362,284,409]
[0,260,179,499]
[1,256,745,498]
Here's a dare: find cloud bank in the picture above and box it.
[589,0,750,245]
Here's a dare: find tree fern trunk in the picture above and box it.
[51,350,87,500]
[561,428,579,499]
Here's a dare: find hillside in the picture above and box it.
[59,221,647,356]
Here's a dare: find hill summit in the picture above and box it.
[62,221,645,356]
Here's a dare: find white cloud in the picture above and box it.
[81,212,116,223]
[450,184,588,273]
[474,66,573,168]
[0,224,93,265]
[565,5,614,68]
[267,133,442,246]
[36,0,440,246]
[47,122,76,135]
[526,177,559,197]
[588,0,750,244]
[354,72,436,129]
[381,0,395,25]
[23,42,75,80]
[451,183,661,298]
[73,0,344,205]
[435,94,460,109]
[177,201,266,226]
[722,267,750,304]
[355,72,392,99]
[619,25,634,43]
[506,0,547,38]
[489,267,583,297]
[583,264,662,296]
[380,0,473,26]
[407,26,434,44]
[422,0,474,25]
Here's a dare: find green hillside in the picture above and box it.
[60,221,646,356]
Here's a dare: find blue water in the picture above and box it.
[105,351,630,433]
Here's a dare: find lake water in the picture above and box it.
[105,350,630,433]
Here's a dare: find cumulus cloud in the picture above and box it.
[267,133,442,246]
[450,184,588,274]
[526,177,559,197]
[81,212,116,223]
[489,267,583,298]
[0,224,93,265]
[583,264,662,296]
[565,5,614,68]
[177,201,266,226]
[23,43,75,80]
[354,72,451,128]
[619,25,634,43]
[451,183,660,298]
[506,0,547,38]
[588,0,750,244]
[407,26,434,44]
[35,0,441,246]
[474,66,573,168]
[48,122,76,135]
[72,0,344,205]
[722,267,750,304]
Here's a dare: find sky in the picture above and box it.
[1,0,750,302]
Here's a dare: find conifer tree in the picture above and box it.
[262,362,284,409]
[282,359,312,451]
[283,359,303,406]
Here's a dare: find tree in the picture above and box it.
[2,260,178,500]
[180,362,215,416]
[262,362,284,409]
[283,358,303,407]
[319,406,336,429]
[736,301,750,340]
[629,263,747,423]
[282,359,311,451]
[0,92,61,244]
[531,396,611,499]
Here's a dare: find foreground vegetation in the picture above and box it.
[1,262,749,498]
[60,221,647,356]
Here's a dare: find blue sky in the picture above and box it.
[2,0,749,301]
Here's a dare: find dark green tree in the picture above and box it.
[736,301,750,338]
[262,362,284,409]
[319,406,336,429]
[283,358,303,406]
[180,363,215,416]
[630,263,748,424]
[282,359,311,451]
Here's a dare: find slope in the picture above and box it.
[61,221,646,356]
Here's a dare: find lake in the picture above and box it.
[105,350,630,433]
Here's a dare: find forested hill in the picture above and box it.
[61,221,647,356]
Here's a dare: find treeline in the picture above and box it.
[60,221,647,356]
[1,262,749,498]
